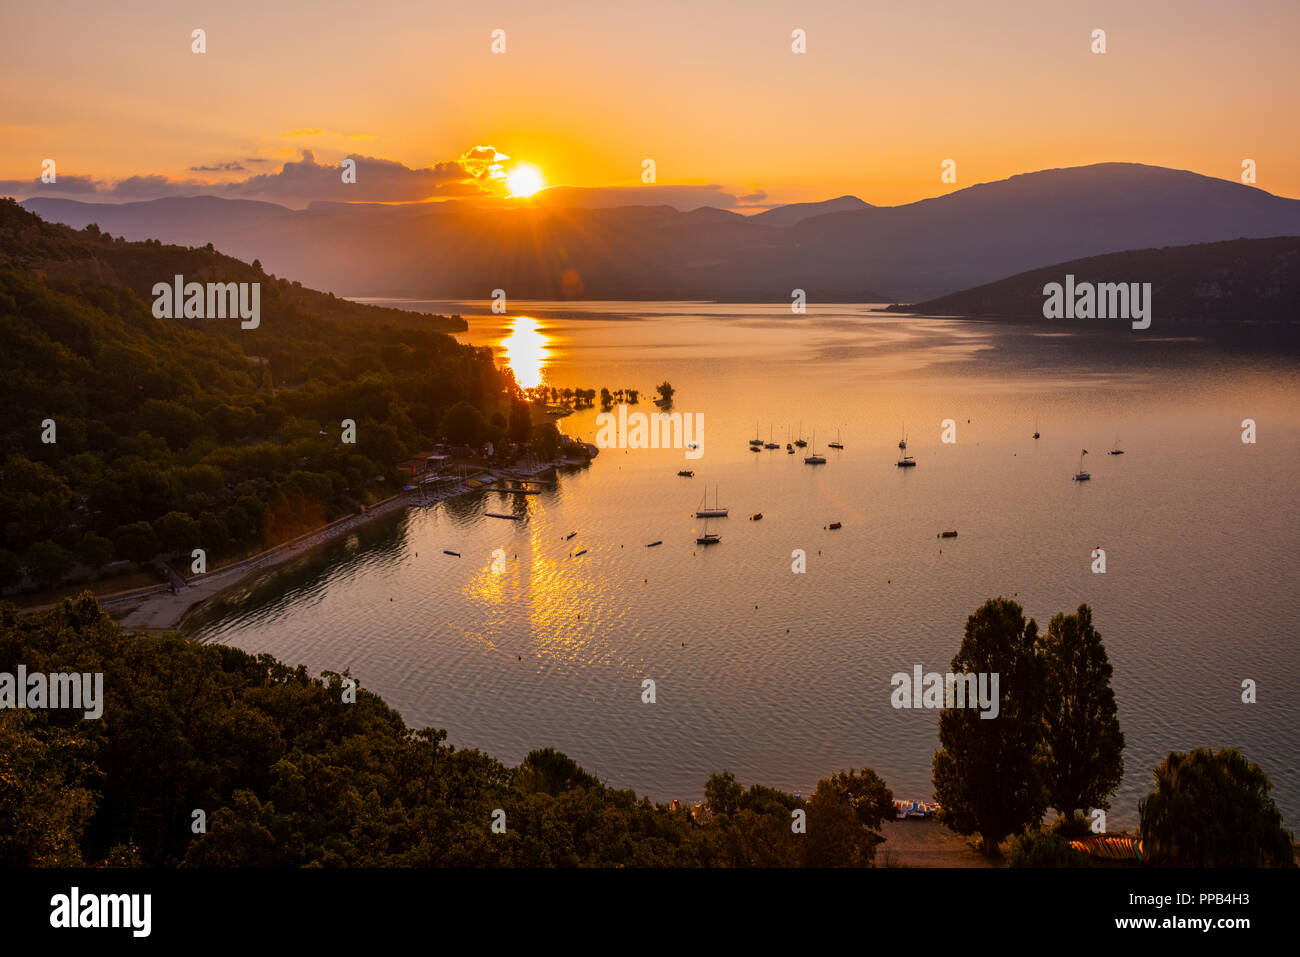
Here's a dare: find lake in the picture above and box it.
[187,302,1300,831]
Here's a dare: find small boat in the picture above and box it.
[899,424,908,451]
[828,428,844,450]
[572,549,587,557]
[443,550,461,557]
[696,517,722,545]
[804,431,827,465]
[677,470,694,477]
[828,522,842,530]
[896,455,917,468]
[1073,449,1091,482]
[750,446,761,453]
[787,446,795,454]
[696,485,728,518]
[565,531,578,540]
[794,419,807,448]
[750,513,763,521]
[1109,437,1124,455]
[940,530,957,538]
[486,512,522,520]
[646,540,662,547]
[749,420,763,446]
[764,425,778,449]
[1033,417,1040,440]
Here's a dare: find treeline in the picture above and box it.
[0,594,1292,868]
[933,599,1293,867]
[0,594,894,868]
[0,199,529,589]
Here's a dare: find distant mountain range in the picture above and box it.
[892,237,1300,322]
[19,164,1300,302]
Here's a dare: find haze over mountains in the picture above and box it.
[20,164,1300,302]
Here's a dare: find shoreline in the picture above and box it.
[68,460,571,634]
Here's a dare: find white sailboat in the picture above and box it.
[804,431,826,465]
[1073,449,1091,481]
[695,484,729,517]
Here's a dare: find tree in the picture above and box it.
[439,401,483,446]
[0,549,20,590]
[803,768,894,867]
[78,532,115,575]
[599,388,612,410]
[932,597,1047,855]
[531,422,560,461]
[26,540,74,588]
[656,381,675,405]
[508,399,532,444]
[1038,604,1124,824]
[1139,748,1294,867]
[704,771,743,817]
[153,511,201,556]
[113,522,159,566]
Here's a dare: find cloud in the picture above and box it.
[0,173,102,196]
[0,146,769,212]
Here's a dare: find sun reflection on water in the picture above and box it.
[500,316,549,389]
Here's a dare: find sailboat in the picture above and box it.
[804,432,827,465]
[764,425,779,449]
[695,484,729,517]
[896,454,916,468]
[1109,437,1124,455]
[1033,417,1040,440]
[748,421,763,447]
[898,424,908,451]
[794,419,807,448]
[828,428,844,450]
[696,516,722,545]
[1073,449,1091,481]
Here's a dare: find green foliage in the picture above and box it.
[112,522,158,566]
[0,199,513,575]
[1038,604,1124,818]
[25,540,75,587]
[1007,831,1091,868]
[532,422,560,460]
[439,401,483,446]
[77,533,115,574]
[1139,748,1294,867]
[932,597,1047,855]
[0,593,890,868]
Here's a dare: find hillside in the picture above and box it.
[0,198,506,590]
[892,237,1300,322]
[20,163,1300,301]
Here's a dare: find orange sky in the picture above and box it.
[2,0,1297,208]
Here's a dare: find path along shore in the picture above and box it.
[34,461,568,634]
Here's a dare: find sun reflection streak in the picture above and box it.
[500,316,549,389]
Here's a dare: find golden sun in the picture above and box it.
[506,163,545,197]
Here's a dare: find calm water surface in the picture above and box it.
[189,303,1300,829]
